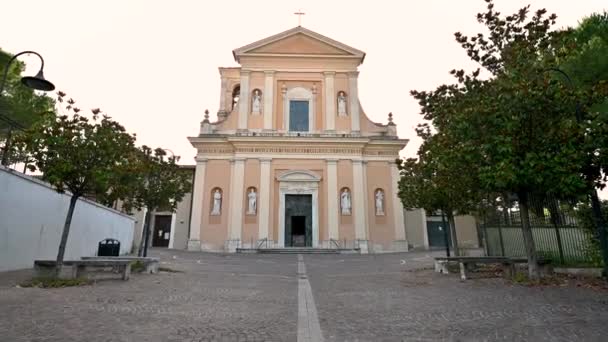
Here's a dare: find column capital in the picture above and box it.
[347,71,360,78]
[195,157,208,164]
[264,70,275,76]
[232,157,247,163]
[326,158,338,164]
[259,157,272,163]
[240,70,252,76]
[323,71,336,76]
[351,159,363,164]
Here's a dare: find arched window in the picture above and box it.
[283,86,315,132]
[374,188,385,216]
[231,85,240,111]
[210,188,223,215]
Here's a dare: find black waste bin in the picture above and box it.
[98,238,120,256]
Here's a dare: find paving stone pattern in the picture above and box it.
[0,249,607,341]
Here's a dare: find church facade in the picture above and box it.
[187,26,408,253]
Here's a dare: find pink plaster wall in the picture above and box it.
[242,159,260,244]
[201,160,231,250]
[366,161,395,250]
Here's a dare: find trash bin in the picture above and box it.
[98,238,120,256]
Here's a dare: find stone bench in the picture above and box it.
[34,259,132,280]
[434,256,552,280]
[81,256,160,274]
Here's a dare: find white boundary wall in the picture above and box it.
[0,167,134,271]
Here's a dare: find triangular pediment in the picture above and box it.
[233,26,365,62]
[249,33,351,55]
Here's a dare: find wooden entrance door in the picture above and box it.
[152,215,172,247]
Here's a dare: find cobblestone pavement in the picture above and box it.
[0,249,607,342]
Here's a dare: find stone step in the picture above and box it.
[236,248,360,254]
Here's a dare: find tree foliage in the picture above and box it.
[17,92,136,273]
[399,0,608,278]
[120,146,191,256]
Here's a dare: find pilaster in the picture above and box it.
[348,71,360,133]
[187,158,207,251]
[227,157,246,251]
[238,70,251,130]
[326,158,339,240]
[263,71,274,130]
[258,158,272,241]
[324,72,336,132]
[391,162,408,251]
[352,159,368,253]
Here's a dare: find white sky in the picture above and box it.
[1,0,606,163]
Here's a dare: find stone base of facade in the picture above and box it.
[226,239,241,253]
[392,240,409,252]
[357,240,370,254]
[187,239,201,251]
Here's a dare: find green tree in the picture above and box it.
[18,93,136,275]
[398,123,482,255]
[118,146,191,257]
[405,0,608,278]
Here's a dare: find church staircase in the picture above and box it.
[236,247,360,254]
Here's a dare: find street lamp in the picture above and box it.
[1,51,55,166]
[0,51,55,94]
[544,67,608,277]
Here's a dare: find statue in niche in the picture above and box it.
[337,91,347,116]
[211,189,222,215]
[340,188,351,215]
[375,189,385,216]
[247,188,257,215]
[252,89,262,114]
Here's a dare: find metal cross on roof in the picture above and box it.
[294,9,305,26]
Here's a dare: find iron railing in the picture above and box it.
[480,194,603,267]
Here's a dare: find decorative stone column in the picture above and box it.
[390,161,408,251]
[352,159,368,253]
[227,157,245,252]
[238,70,250,130]
[348,71,360,133]
[258,158,272,243]
[168,212,177,249]
[324,72,336,132]
[187,158,207,251]
[263,71,274,130]
[326,159,339,241]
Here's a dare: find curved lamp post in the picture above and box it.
[1,51,55,166]
[544,67,608,277]
[0,51,55,94]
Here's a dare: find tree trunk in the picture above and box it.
[447,211,460,256]
[518,192,539,279]
[55,195,79,277]
[137,210,151,257]
[142,210,152,257]
[441,211,450,257]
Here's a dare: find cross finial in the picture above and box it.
[294,9,305,26]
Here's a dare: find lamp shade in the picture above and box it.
[21,69,55,91]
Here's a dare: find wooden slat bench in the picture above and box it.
[34,259,132,280]
[434,256,552,280]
